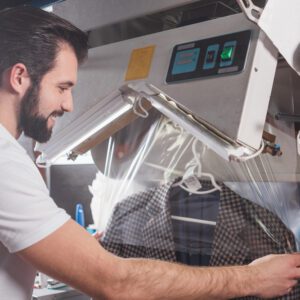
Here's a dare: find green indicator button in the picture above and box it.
[221,46,234,60]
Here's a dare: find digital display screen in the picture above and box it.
[171,48,200,75]
[166,30,251,83]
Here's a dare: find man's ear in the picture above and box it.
[9,63,31,97]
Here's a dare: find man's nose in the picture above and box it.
[61,93,73,112]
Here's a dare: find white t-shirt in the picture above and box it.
[0,124,70,300]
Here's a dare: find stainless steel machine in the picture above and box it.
[37,0,300,252]
[37,7,278,161]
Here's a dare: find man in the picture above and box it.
[0,6,299,300]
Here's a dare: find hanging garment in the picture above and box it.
[101,180,299,299]
[210,184,295,264]
[101,181,177,261]
[209,184,299,300]
[169,182,220,266]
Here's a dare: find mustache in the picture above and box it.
[48,110,64,119]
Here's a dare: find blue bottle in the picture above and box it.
[75,203,85,227]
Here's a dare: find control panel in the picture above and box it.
[166,30,251,83]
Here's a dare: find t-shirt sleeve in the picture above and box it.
[0,145,70,253]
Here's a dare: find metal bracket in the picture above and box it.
[236,0,264,24]
[275,113,300,123]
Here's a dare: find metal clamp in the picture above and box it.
[236,0,264,23]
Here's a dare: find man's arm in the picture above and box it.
[18,219,300,300]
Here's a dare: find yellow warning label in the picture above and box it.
[125,45,155,81]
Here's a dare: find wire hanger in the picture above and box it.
[170,138,221,225]
[173,138,222,195]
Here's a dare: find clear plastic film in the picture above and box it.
[88,69,300,285]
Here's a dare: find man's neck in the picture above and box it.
[0,90,21,139]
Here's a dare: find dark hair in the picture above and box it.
[0,6,88,85]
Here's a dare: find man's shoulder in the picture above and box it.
[0,136,44,189]
[0,135,33,164]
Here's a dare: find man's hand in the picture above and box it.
[92,231,102,241]
[249,254,300,298]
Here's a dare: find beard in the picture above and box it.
[19,83,63,143]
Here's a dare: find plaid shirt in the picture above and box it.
[102,181,299,299]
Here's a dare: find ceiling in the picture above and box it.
[0,0,63,10]
[0,0,266,11]
[0,0,30,9]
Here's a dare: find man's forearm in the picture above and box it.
[109,258,253,300]
[21,221,298,300]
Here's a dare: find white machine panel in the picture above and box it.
[37,13,278,163]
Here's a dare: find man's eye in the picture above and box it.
[59,87,67,93]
